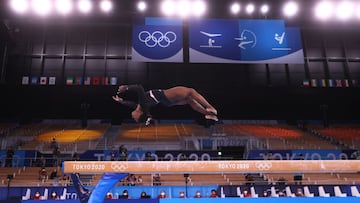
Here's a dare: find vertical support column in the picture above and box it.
[265,64,271,86]
[301,29,310,79]
[0,43,8,83]
[285,64,290,86]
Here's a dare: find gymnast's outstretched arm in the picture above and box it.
[116,84,150,115]
[112,95,138,109]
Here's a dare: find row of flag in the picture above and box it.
[303,79,357,88]
[21,76,118,86]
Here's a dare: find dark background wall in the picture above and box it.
[0,0,359,123]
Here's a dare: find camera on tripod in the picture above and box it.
[7,174,13,180]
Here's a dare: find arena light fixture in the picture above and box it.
[100,0,112,13]
[336,1,354,21]
[192,0,206,17]
[177,0,191,18]
[161,0,175,16]
[246,3,255,14]
[32,0,52,16]
[55,0,73,15]
[260,4,269,14]
[283,1,298,17]
[78,0,92,14]
[10,0,29,14]
[357,4,360,19]
[230,2,240,14]
[137,1,147,12]
[314,1,333,21]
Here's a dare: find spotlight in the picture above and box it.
[283,1,298,17]
[357,4,360,19]
[177,0,191,18]
[161,0,175,16]
[336,1,354,21]
[10,0,29,14]
[78,0,92,13]
[192,0,206,17]
[230,3,240,14]
[137,1,147,12]
[260,4,269,14]
[246,4,255,14]
[100,0,112,13]
[314,1,333,20]
[32,0,52,16]
[55,0,73,15]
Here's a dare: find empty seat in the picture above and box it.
[43,188,48,200]
[236,187,244,198]
[350,186,360,197]
[318,186,330,197]
[250,187,258,198]
[60,188,67,200]
[271,186,279,197]
[220,187,225,198]
[334,186,347,197]
[22,188,31,200]
[303,186,314,197]
[285,186,295,197]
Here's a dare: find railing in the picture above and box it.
[2,177,360,188]
[181,135,259,151]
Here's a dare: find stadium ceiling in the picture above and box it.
[1,0,360,27]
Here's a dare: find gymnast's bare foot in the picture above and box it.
[205,114,219,121]
[206,108,218,115]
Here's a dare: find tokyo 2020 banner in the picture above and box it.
[189,19,304,64]
[132,18,183,62]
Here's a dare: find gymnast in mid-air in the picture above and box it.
[112,84,218,125]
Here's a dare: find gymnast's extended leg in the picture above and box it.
[188,88,217,115]
[163,87,218,120]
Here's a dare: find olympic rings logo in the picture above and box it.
[111,162,128,172]
[255,162,272,170]
[138,31,177,48]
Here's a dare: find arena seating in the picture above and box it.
[0,167,19,185]
[9,168,358,188]
[115,123,208,142]
[236,125,337,150]
[5,121,342,152]
[312,125,360,149]
[0,123,17,134]
[91,173,229,187]
[0,166,67,187]
[113,123,337,150]
[18,122,110,152]
[2,120,360,201]
[264,172,360,185]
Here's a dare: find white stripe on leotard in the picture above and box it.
[149,90,160,104]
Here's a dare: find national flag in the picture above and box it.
[342,79,349,87]
[66,77,73,85]
[310,79,317,87]
[336,80,342,87]
[40,77,47,85]
[49,77,56,85]
[31,77,38,85]
[102,77,109,85]
[75,77,83,85]
[110,77,117,85]
[328,79,335,87]
[321,79,327,88]
[302,79,310,87]
[92,77,100,85]
[351,80,357,87]
[84,77,91,85]
[22,76,29,85]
